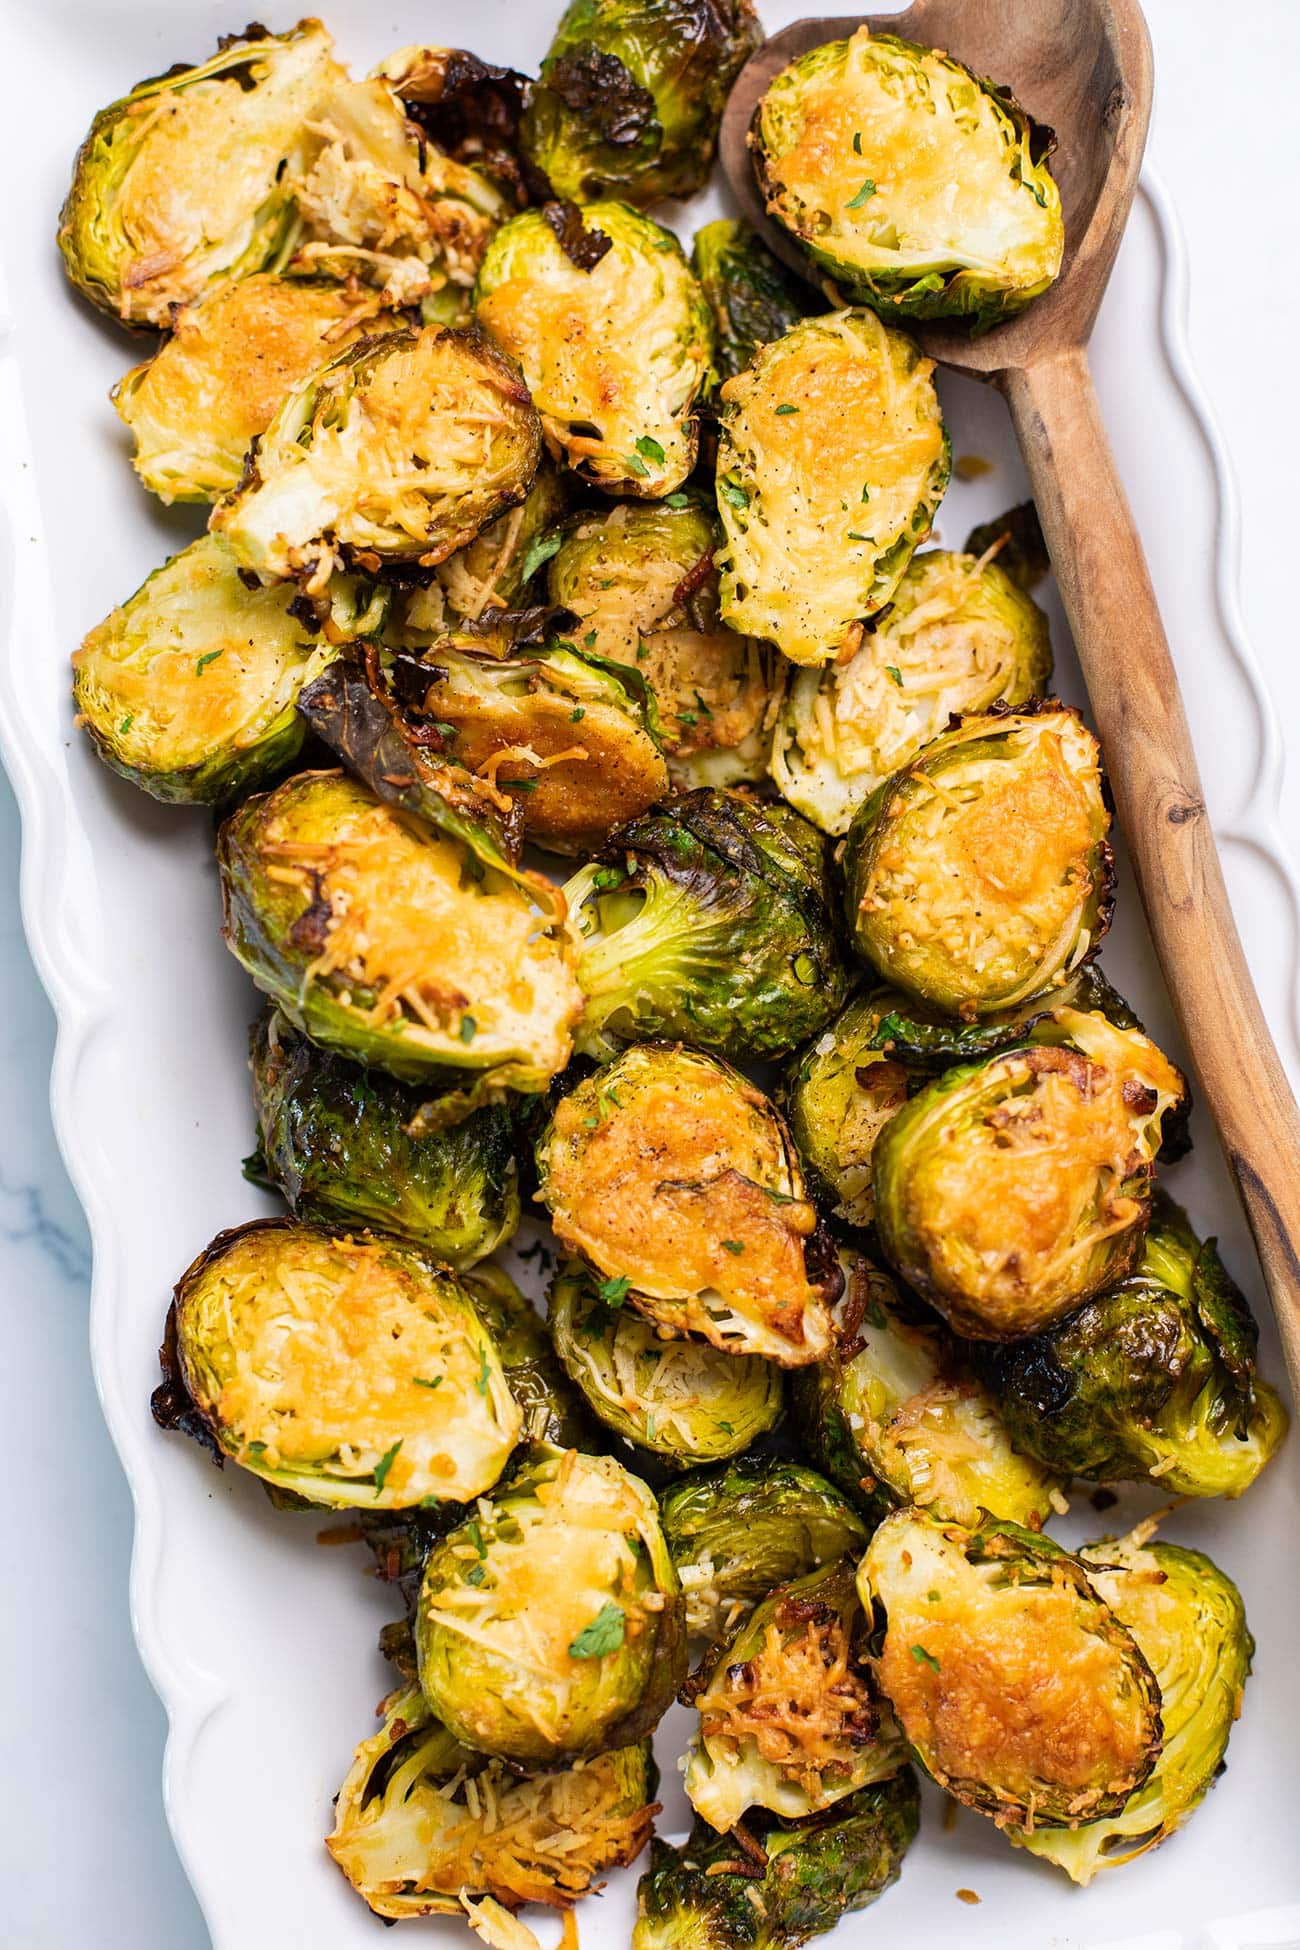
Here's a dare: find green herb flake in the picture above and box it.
[520,533,563,582]
[845,178,878,210]
[571,706,586,722]
[847,531,873,544]
[721,481,749,511]
[693,691,713,718]
[459,1014,477,1044]
[664,492,691,509]
[584,630,598,647]
[774,403,798,416]
[927,1590,941,1603]
[885,665,904,688]
[596,1274,632,1309]
[910,1643,941,1672]
[678,710,698,728]
[412,1376,443,1391]
[118,713,134,734]
[467,1519,488,1559]
[195,649,225,677]
[715,1420,734,1435]
[861,484,871,503]
[373,1440,402,1495]
[466,1562,486,1586]
[853,131,864,155]
[721,1240,745,1256]
[635,435,666,466]
[568,1600,626,1659]
[624,452,651,479]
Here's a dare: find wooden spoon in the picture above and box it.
[722,0,1300,1386]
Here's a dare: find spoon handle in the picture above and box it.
[1002,345,1300,1386]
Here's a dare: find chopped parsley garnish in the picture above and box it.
[412,1376,443,1391]
[635,434,666,465]
[720,481,749,510]
[885,665,904,687]
[664,492,691,509]
[568,1601,626,1659]
[373,1441,402,1495]
[853,131,864,155]
[459,1014,477,1043]
[520,533,563,582]
[721,1240,745,1255]
[195,649,224,676]
[845,178,878,209]
[571,706,586,722]
[118,713,134,734]
[910,1643,941,1672]
[596,1275,632,1308]
[774,403,798,416]
[584,630,598,646]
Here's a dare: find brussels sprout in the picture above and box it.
[463,1261,597,1451]
[377,46,532,210]
[691,219,816,385]
[873,1008,1187,1339]
[211,325,541,585]
[475,202,714,497]
[983,1192,1288,1495]
[248,1008,519,1268]
[159,1219,521,1507]
[857,1509,1163,1827]
[536,1044,842,1367]
[71,535,385,806]
[286,74,509,307]
[547,498,773,788]
[844,704,1112,1017]
[1012,1529,1253,1881]
[781,991,914,1229]
[964,500,1050,593]
[416,1444,685,1763]
[549,1260,783,1467]
[566,790,850,1062]
[434,459,575,623]
[328,1680,656,1918]
[217,770,582,1092]
[795,1251,1064,1529]
[752,30,1064,329]
[521,0,762,206]
[112,275,405,506]
[634,1775,919,1950]
[716,311,949,666]
[771,549,1053,835]
[684,1560,905,1832]
[57,22,341,328]
[660,1458,868,1642]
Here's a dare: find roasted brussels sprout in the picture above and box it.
[1012,1529,1253,1881]
[521,0,762,206]
[691,218,816,385]
[536,1044,842,1367]
[752,30,1064,328]
[781,991,913,1229]
[771,549,1053,835]
[983,1192,1288,1495]
[218,770,582,1092]
[475,201,714,497]
[464,1261,596,1451]
[634,1775,919,1950]
[377,45,532,209]
[964,500,1050,593]
[565,790,849,1062]
[328,1680,656,1917]
[249,1008,519,1268]
[112,274,404,505]
[161,1219,521,1507]
[547,498,772,788]
[57,22,341,328]
[660,1458,868,1642]
[857,1509,1163,1827]
[71,535,385,806]
[844,704,1112,1016]
[685,1560,905,1831]
[873,1008,1187,1339]
[211,325,541,586]
[550,1260,783,1466]
[795,1251,1064,1528]
[716,311,949,666]
[416,1444,685,1763]
[434,459,574,622]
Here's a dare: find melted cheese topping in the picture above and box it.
[864,1515,1157,1823]
[717,311,946,665]
[541,1049,832,1366]
[475,206,709,496]
[72,534,318,772]
[180,1227,519,1503]
[760,30,1063,297]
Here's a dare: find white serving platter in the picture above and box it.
[2,3,1299,1946]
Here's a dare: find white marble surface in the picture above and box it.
[1,3,1296,1944]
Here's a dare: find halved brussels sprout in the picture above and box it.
[752,30,1064,328]
[536,1044,842,1367]
[160,1219,521,1507]
[248,1008,519,1268]
[781,990,914,1229]
[549,1260,783,1467]
[286,74,509,307]
[771,549,1053,835]
[464,1261,597,1452]
[691,218,816,385]
[873,1009,1187,1339]
[795,1250,1064,1528]
[845,704,1113,1017]
[218,770,582,1092]
[211,325,541,585]
[547,498,773,788]
[328,1680,656,1918]
[521,0,762,206]
[475,202,714,497]
[112,274,405,505]
[377,46,532,210]
[660,1457,868,1642]
[416,1444,685,1763]
[983,1191,1288,1495]
[71,534,385,806]
[566,790,850,1062]
[857,1509,1163,1827]
[716,310,949,666]
[57,22,341,327]
[685,1559,905,1833]
[434,459,574,623]
[1012,1529,1253,1881]
[634,1775,919,1950]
